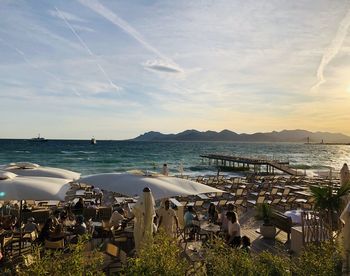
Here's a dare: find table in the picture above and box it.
[200,222,220,239]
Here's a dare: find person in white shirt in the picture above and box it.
[109,207,126,228]
[227,211,241,247]
[92,186,103,205]
[162,164,169,176]
[157,199,178,237]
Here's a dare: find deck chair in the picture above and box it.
[44,239,65,250]
[104,243,123,275]
[247,196,265,206]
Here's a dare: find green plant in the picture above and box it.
[17,236,104,276]
[255,203,273,225]
[292,241,342,276]
[310,183,350,231]
[124,229,190,276]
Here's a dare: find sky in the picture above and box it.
[1,0,350,140]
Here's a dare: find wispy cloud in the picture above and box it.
[49,9,86,22]
[143,59,183,73]
[77,0,183,73]
[54,6,121,91]
[311,8,350,91]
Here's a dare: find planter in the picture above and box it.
[260,224,276,239]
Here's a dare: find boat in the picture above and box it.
[90,137,96,144]
[31,134,47,142]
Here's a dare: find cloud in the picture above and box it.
[49,9,86,22]
[77,0,183,72]
[311,8,350,91]
[54,6,121,91]
[143,59,183,73]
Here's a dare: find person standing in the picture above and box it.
[157,199,178,237]
[162,164,169,176]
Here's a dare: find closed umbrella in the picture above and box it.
[5,162,80,180]
[80,172,224,200]
[132,187,155,253]
[341,163,350,186]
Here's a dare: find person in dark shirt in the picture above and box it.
[74,198,84,210]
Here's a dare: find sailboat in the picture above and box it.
[90,137,96,144]
[31,134,47,142]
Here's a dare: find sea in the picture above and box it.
[0,139,349,177]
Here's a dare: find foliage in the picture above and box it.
[310,183,350,213]
[292,241,342,276]
[255,203,273,225]
[17,235,104,276]
[205,238,290,276]
[123,229,190,276]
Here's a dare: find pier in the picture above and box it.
[200,154,300,176]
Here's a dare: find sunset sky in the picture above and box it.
[1,0,350,139]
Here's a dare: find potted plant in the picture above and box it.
[256,203,276,239]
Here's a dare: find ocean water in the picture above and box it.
[0,139,349,177]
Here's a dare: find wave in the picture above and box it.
[13,150,30,153]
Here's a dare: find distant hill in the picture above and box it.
[131,129,350,143]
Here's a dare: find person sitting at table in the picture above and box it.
[71,215,87,243]
[184,206,199,240]
[226,211,241,247]
[91,186,103,205]
[38,218,54,243]
[74,198,84,212]
[109,207,126,229]
[208,203,219,223]
[22,204,31,213]
[220,203,234,233]
[24,217,39,233]
[157,199,179,237]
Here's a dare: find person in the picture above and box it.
[92,186,103,205]
[162,163,169,176]
[38,218,54,243]
[22,204,31,213]
[183,206,199,240]
[220,203,234,233]
[109,207,126,229]
[24,217,39,233]
[226,211,241,247]
[70,215,87,243]
[157,199,179,237]
[153,216,158,234]
[241,235,251,255]
[208,203,218,223]
[74,198,84,211]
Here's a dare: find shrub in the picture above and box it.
[17,236,104,276]
[292,241,342,276]
[124,229,190,276]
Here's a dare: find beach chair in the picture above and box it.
[280,196,296,210]
[44,239,65,250]
[103,243,123,275]
[247,196,265,207]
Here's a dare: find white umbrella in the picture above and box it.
[5,162,80,180]
[133,187,156,253]
[80,173,224,200]
[0,171,71,201]
[341,163,350,186]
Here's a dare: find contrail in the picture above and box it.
[0,38,61,83]
[77,0,181,68]
[311,8,350,91]
[55,6,121,90]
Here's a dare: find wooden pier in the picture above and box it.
[200,154,300,176]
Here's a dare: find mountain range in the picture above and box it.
[132,129,350,143]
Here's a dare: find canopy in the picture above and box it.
[0,171,71,201]
[5,162,80,180]
[80,173,224,200]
